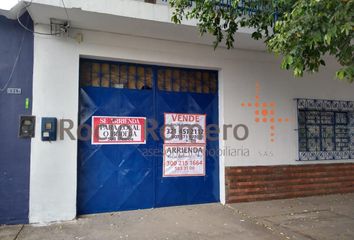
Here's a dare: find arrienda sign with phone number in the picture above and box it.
[163,144,206,177]
[163,113,207,177]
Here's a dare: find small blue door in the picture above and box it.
[77,59,219,215]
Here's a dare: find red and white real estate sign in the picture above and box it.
[163,144,206,177]
[164,113,206,144]
[92,116,146,145]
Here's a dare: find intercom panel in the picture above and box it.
[19,115,36,138]
[41,117,57,141]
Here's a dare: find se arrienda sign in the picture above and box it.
[92,116,146,144]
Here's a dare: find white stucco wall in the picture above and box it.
[30,31,80,223]
[222,58,354,166]
[30,23,354,223]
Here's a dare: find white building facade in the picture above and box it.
[2,0,353,224]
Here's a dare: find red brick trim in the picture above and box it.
[225,163,354,203]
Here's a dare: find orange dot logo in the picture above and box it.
[240,82,291,143]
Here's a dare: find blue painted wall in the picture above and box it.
[0,12,33,224]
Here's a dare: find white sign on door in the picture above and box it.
[164,113,206,144]
[163,144,205,177]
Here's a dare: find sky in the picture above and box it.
[0,0,19,10]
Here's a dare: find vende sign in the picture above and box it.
[92,116,146,145]
[164,113,206,144]
[163,144,205,177]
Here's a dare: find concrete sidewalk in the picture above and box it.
[229,193,354,240]
[1,193,353,240]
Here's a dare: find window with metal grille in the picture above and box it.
[297,99,354,161]
[79,59,218,94]
[157,68,217,94]
[80,60,153,90]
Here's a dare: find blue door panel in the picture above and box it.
[78,61,219,215]
[78,86,155,214]
[0,12,33,224]
[155,92,219,207]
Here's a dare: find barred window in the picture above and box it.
[80,59,218,94]
[157,68,217,94]
[297,99,354,161]
[80,60,153,90]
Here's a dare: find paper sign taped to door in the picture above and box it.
[163,144,205,177]
[92,116,146,144]
[164,113,206,144]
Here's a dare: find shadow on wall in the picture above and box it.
[0,12,33,225]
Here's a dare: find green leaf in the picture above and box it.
[251,31,262,40]
[324,34,331,45]
[169,0,354,83]
[336,70,345,80]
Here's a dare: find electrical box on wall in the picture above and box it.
[19,116,36,138]
[41,118,57,141]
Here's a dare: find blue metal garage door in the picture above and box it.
[77,59,219,214]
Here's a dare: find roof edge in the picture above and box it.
[0,2,26,20]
